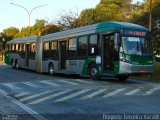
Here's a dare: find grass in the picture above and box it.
[150,62,160,82]
[129,62,160,82]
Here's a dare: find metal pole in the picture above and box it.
[149,0,152,30]
[10,3,47,27]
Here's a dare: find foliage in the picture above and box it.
[1,0,160,52]
[41,24,62,35]
[150,62,160,82]
[79,8,98,26]
[79,0,132,27]
[56,10,80,30]
[1,27,19,40]
[4,19,62,39]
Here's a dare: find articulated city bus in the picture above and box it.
[4,21,154,81]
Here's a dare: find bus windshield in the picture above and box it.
[121,36,152,56]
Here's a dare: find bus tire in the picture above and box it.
[48,64,54,75]
[15,60,19,69]
[89,64,100,80]
[117,75,128,81]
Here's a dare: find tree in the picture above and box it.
[41,24,62,35]
[15,19,48,37]
[32,19,47,35]
[3,27,19,40]
[56,10,80,30]
[79,8,98,26]
[79,0,132,26]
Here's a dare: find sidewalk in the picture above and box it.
[0,63,38,120]
[0,61,6,65]
[0,90,37,120]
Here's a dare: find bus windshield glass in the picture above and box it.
[121,36,152,56]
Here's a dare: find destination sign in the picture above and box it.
[124,31,147,36]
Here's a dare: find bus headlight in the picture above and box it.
[96,56,101,64]
[120,57,132,64]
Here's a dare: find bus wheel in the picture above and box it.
[15,61,19,69]
[89,64,100,80]
[48,64,54,75]
[117,75,128,81]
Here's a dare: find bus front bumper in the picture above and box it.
[119,62,154,75]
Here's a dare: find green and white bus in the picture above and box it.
[4,21,154,81]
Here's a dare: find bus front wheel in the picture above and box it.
[117,75,128,81]
[89,64,100,80]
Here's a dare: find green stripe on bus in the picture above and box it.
[81,58,96,75]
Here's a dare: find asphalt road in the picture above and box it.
[0,62,160,120]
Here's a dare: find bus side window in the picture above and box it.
[10,44,12,52]
[78,36,88,57]
[68,38,77,58]
[12,44,15,52]
[50,41,58,59]
[30,43,36,59]
[43,42,50,59]
[19,44,22,52]
[20,44,25,58]
[18,44,21,52]
[88,35,99,56]
[5,45,9,51]
[22,44,25,53]
[8,45,10,52]
[15,44,19,52]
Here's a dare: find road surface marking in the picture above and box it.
[81,89,106,99]
[40,81,61,87]
[28,90,71,105]
[58,80,79,86]
[144,86,160,95]
[75,79,93,84]
[54,89,91,102]
[0,88,47,120]
[125,89,140,96]
[23,82,39,88]
[103,88,126,97]
[15,92,30,97]
[4,83,21,91]
[19,91,51,102]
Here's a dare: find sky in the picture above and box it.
[0,0,143,32]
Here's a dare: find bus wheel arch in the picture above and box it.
[88,62,100,80]
[48,62,54,75]
[88,62,95,73]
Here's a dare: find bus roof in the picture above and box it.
[7,21,149,44]
[43,21,149,41]
[7,36,38,44]
[97,21,149,32]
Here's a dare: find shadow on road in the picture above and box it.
[0,64,153,85]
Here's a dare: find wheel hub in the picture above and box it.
[91,68,97,76]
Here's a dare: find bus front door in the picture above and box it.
[59,41,67,70]
[25,44,30,67]
[102,34,114,72]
